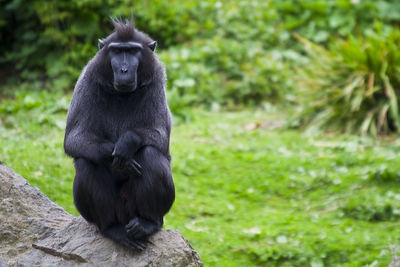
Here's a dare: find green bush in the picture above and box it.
[1,0,399,108]
[270,0,400,45]
[368,165,400,184]
[1,1,398,81]
[160,37,297,114]
[293,27,400,135]
[1,1,112,86]
[341,190,400,221]
[0,0,223,87]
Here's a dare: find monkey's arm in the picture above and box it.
[117,107,171,158]
[64,130,114,164]
[64,81,116,164]
[134,127,170,157]
[130,86,172,157]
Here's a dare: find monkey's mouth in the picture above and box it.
[114,83,137,93]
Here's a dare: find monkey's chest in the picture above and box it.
[100,110,141,141]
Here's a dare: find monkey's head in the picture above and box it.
[97,19,157,94]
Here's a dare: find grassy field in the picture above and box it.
[1,90,400,266]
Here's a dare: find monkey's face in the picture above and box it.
[108,42,143,93]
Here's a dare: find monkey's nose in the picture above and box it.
[121,64,128,73]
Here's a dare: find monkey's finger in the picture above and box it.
[127,160,142,176]
[131,160,142,171]
[111,157,119,169]
[127,227,140,239]
[123,238,146,251]
[126,222,140,236]
[126,218,139,230]
[134,241,146,251]
[112,157,124,170]
[126,159,141,171]
[127,238,146,251]
[126,162,138,175]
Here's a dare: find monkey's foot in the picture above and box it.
[103,224,146,251]
[121,237,146,251]
[126,217,160,240]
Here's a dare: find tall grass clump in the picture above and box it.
[294,27,400,136]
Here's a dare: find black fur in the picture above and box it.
[64,19,175,251]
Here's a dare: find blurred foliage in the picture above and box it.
[293,26,400,135]
[1,0,400,116]
[368,165,400,184]
[342,190,400,222]
[161,38,299,114]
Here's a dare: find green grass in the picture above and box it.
[1,91,400,266]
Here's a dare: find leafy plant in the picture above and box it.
[293,27,400,135]
[271,0,400,45]
[341,190,400,222]
[368,165,400,184]
[1,0,399,97]
[161,37,297,111]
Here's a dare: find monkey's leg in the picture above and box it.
[74,158,145,250]
[73,158,118,226]
[125,146,175,240]
[73,159,124,234]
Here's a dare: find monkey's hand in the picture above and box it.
[111,131,143,176]
[95,142,115,163]
[114,131,142,157]
[111,155,142,176]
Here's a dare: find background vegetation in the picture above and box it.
[1,0,400,265]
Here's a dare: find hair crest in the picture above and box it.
[111,17,135,41]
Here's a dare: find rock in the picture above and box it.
[19,217,202,267]
[0,164,202,266]
[0,164,72,266]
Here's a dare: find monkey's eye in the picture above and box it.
[128,48,136,55]
[114,48,122,54]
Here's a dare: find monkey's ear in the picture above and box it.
[98,39,105,50]
[148,41,157,52]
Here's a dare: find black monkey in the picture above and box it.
[64,19,175,251]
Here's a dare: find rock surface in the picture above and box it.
[0,163,202,266]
